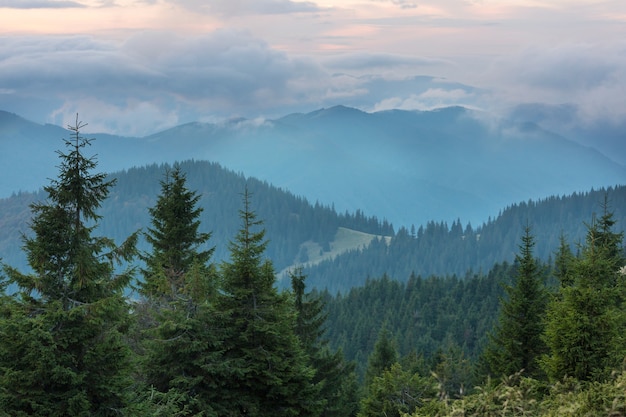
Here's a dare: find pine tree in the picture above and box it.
[135,165,224,415]
[480,226,547,380]
[217,188,322,416]
[0,116,137,416]
[542,201,626,382]
[291,267,360,417]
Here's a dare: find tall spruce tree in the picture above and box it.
[542,201,626,382]
[0,116,137,416]
[217,188,322,416]
[480,226,547,380]
[139,164,215,300]
[291,267,360,417]
[135,165,224,415]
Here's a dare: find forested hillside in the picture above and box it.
[0,159,392,276]
[305,186,626,292]
[2,158,625,294]
[320,264,515,377]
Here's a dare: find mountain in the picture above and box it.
[2,106,625,228]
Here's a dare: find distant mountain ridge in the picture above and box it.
[1,106,625,228]
[1,160,624,294]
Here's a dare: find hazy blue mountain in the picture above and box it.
[508,102,626,166]
[2,106,625,228]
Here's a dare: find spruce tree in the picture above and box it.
[0,116,137,416]
[553,233,575,287]
[542,202,626,382]
[135,165,225,415]
[291,267,360,417]
[359,363,435,417]
[139,164,215,300]
[217,188,322,416]
[364,327,399,389]
[480,226,547,380]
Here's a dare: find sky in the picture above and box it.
[1,0,626,141]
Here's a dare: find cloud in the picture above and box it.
[372,87,476,112]
[482,42,626,126]
[371,0,418,9]
[49,98,180,137]
[0,30,486,135]
[322,52,450,72]
[0,31,331,134]
[167,0,321,16]
[0,0,86,8]
[392,0,418,9]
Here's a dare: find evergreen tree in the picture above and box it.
[217,188,322,416]
[364,327,399,389]
[553,233,575,287]
[139,164,215,300]
[480,226,547,380]
[0,116,137,416]
[542,203,626,382]
[358,363,436,417]
[135,165,224,415]
[291,267,360,417]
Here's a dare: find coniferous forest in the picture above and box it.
[1,121,626,416]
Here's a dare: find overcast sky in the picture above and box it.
[1,0,625,138]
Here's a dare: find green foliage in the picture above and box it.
[217,188,323,416]
[430,340,473,401]
[291,267,360,417]
[553,233,575,287]
[480,226,548,380]
[359,363,436,417]
[323,267,507,382]
[422,372,544,417]
[303,187,626,292]
[139,164,215,300]
[364,327,399,388]
[135,165,224,415]
[409,371,626,417]
[0,117,137,416]
[542,202,626,382]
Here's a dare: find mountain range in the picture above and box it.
[2,106,625,228]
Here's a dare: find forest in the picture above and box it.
[1,121,626,416]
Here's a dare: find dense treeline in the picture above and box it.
[322,201,626,417]
[320,263,518,380]
[2,123,626,416]
[305,187,626,292]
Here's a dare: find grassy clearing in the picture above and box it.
[277,227,391,279]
